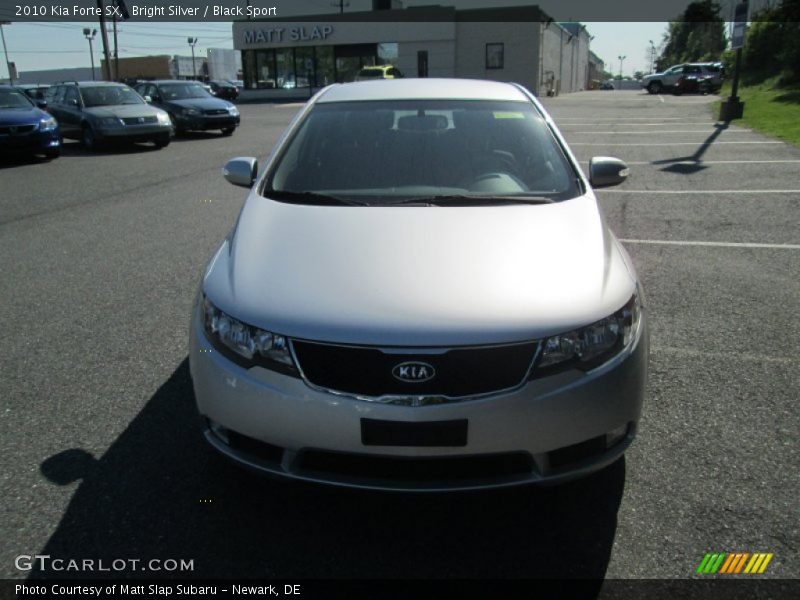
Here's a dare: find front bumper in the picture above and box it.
[0,128,60,153]
[97,123,172,142]
[174,113,240,131]
[189,309,648,492]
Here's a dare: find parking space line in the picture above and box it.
[597,189,800,194]
[620,239,800,249]
[571,141,783,146]
[578,160,800,165]
[568,130,753,134]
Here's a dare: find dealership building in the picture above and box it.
[233,4,593,100]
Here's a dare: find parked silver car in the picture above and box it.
[642,62,724,94]
[189,78,649,491]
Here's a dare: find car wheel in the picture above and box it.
[647,81,662,94]
[221,127,235,136]
[44,148,60,159]
[153,135,171,149]
[170,115,186,136]
[80,126,97,150]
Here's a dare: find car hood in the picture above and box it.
[85,105,162,118]
[166,97,232,111]
[203,194,637,346]
[0,106,46,125]
[642,73,663,81]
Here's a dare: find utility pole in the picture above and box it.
[649,40,656,73]
[0,21,12,85]
[721,0,748,120]
[618,55,626,89]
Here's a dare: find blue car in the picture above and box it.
[0,86,60,159]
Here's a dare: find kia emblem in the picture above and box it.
[392,361,436,383]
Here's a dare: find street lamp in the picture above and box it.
[83,28,98,81]
[1,21,13,85]
[649,40,656,73]
[617,55,626,88]
[188,37,198,80]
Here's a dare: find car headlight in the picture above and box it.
[534,292,641,376]
[98,117,122,127]
[227,105,239,116]
[157,111,171,124]
[183,108,200,116]
[38,116,57,130]
[201,295,297,375]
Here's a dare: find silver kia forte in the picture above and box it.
[189,79,648,491]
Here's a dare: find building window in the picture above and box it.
[315,46,335,87]
[294,47,315,88]
[256,49,277,88]
[486,43,504,69]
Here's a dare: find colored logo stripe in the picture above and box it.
[698,552,774,574]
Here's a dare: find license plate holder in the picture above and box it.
[361,418,468,447]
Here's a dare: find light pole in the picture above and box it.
[0,21,12,85]
[649,40,656,73]
[188,37,198,80]
[83,28,98,81]
[617,55,626,88]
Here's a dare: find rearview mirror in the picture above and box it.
[589,157,629,188]
[223,157,258,188]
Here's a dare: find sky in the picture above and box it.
[0,0,730,79]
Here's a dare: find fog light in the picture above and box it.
[208,419,230,445]
[606,423,629,448]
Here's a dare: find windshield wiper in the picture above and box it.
[264,190,369,206]
[390,194,556,206]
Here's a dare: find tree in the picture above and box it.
[633,71,645,80]
[742,0,800,84]
[656,0,727,70]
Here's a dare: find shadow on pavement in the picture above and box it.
[29,359,625,583]
[653,122,730,174]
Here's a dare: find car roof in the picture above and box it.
[54,81,129,87]
[317,78,529,103]
[148,80,201,85]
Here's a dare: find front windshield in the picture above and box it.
[0,89,34,109]
[159,83,211,100]
[266,99,579,204]
[81,85,143,107]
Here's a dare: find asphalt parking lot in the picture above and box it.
[0,90,797,584]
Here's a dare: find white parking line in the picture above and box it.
[569,130,753,134]
[555,117,696,120]
[561,122,725,126]
[578,160,800,165]
[571,141,783,146]
[620,239,800,250]
[597,189,800,194]
[657,95,665,103]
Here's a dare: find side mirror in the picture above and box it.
[36,100,48,109]
[223,157,258,188]
[589,157,629,188]
[144,95,153,103]
[68,98,78,108]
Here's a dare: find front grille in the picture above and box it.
[204,109,229,115]
[292,340,538,398]
[0,124,36,134]
[122,116,157,125]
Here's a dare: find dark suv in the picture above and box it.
[45,81,173,150]
[134,80,240,136]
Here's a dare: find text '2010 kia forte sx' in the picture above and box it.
[189,79,649,492]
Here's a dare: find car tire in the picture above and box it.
[647,81,662,94]
[170,115,186,136]
[221,127,235,136]
[44,148,60,159]
[80,125,97,150]
[153,135,171,149]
